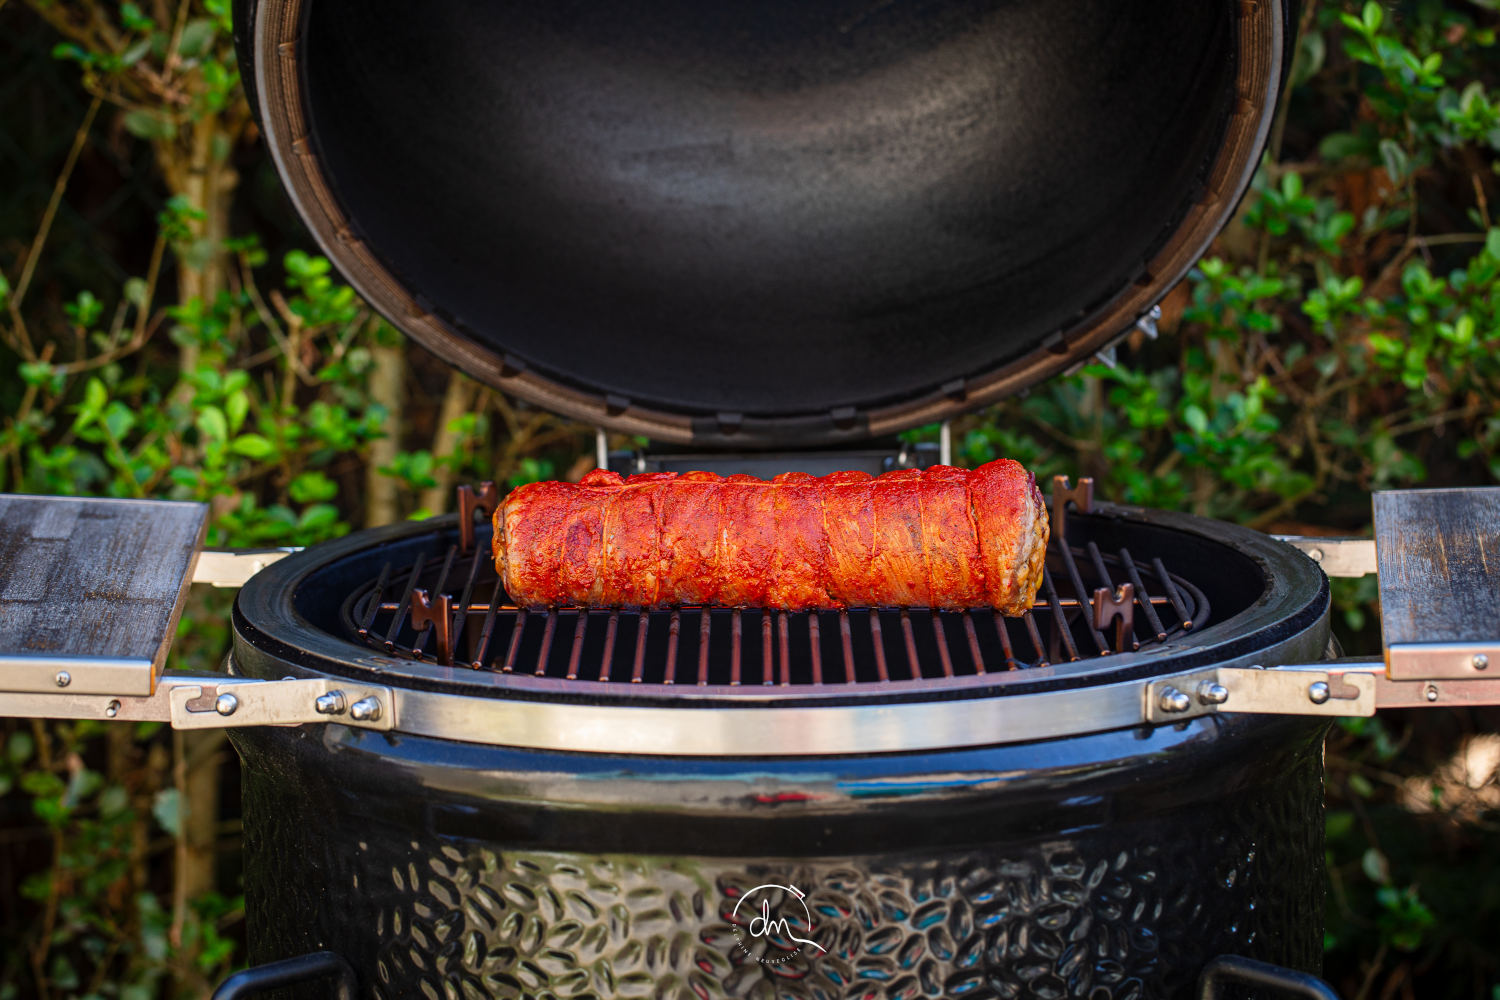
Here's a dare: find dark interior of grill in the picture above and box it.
[300,0,1236,420]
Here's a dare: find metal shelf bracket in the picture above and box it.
[0,671,395,733]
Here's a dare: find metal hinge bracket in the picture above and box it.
[1147,665,1378,723]
[1149,660,1500,722]
[1271,537,1377,577]
[192,548,299,588]
[168,677,396,731]
[0,673,395,732]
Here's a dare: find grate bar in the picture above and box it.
[1056,543,1110,655]
[1040,566,1083,661]
[808,614,823,685]
[870,611,890,681]
[1023,611,1049,667]
[631,615,649,682]
[665,609,681,685]
[839,611,855,683]
[448,539,489,656]
[761,613,773,686]
[778,613,791,686]
[992,611,1019,670]
[411,546,458,659]
[698,610,712,686]
[597,611,619,681]
[501,608,527,672]
[931,611,955,677]
[383,553,427,649]
[1118,547,1168,641]
[534,611,557,676]
[358,562,392,637]
[470,587,504,668]
[899,610,920,679]
[962,611,985,674]
[730,610,742,686]
[1153,556,1193,629]
[566,612,588,680]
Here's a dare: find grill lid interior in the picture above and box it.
[238,0,1286,448]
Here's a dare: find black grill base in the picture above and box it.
[233,714,1327,1000]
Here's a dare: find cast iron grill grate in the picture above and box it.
[339,477,1206,687]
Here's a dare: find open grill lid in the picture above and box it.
[236,0,1288,449]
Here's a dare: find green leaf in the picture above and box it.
[177,18,218,59]
[288,470,338,503]
[1292,30,1325,87]
[229,433,276,459]
[1362,1,1383,34]
[121,37,153,66]
[7,730,34,764]
[98,785,129,818]
[123,276,150,308]
[1182,404,1209,436]
[78,378,108,422]
[102,401,136,440]
[123,109,176,141]
[196,406,228,445]
[225,390,250,434]
[120,3,155,31]
[152,788,182,836]
[1378,138,1409,184]
[1362,847,1390,884]
[19,362,54,387]
[296,503,339,533]
[1318,131,1368,161]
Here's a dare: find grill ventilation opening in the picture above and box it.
[341,478,1206,688]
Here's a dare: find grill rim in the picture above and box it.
[233,501,1329,710]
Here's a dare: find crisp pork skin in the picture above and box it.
[493,459,1047,614]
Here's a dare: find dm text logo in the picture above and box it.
[729,883,828,966]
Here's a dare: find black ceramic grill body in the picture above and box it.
[228,506,1333,998]
[234,0,1291,449]
[231,711,1327,1000]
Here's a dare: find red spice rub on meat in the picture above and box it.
[493,459,1048,614]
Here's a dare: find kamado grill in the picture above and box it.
[4,1,1500,998]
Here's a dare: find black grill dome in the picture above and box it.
[238,0,1288,447]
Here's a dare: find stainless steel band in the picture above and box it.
[0,626,1329,757]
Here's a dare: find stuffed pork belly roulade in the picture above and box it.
[493,459,1047,614]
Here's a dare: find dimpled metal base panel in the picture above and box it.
[233,714,1326,1000]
